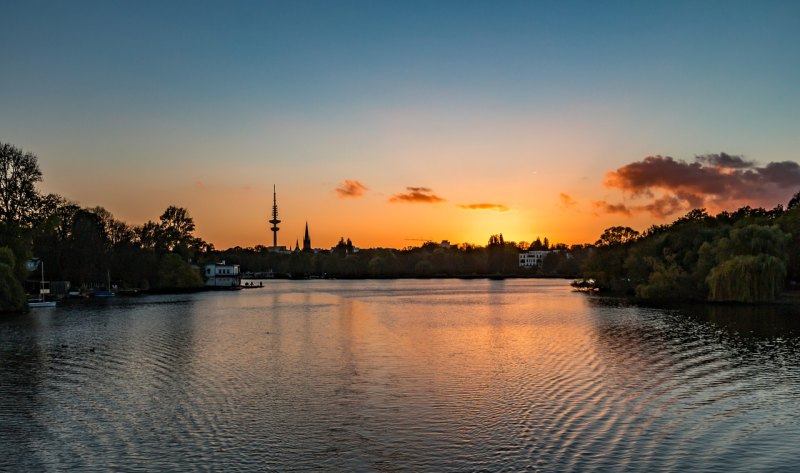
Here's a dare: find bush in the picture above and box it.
[156,253,203,289]
[636,261,696,301]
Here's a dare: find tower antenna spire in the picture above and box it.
[269,184,281,249]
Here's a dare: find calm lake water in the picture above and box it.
[3,279,800,471]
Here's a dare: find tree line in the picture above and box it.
[0,142,212,311]
[581,203,800,303]
[0,141,584,312]
[214,238,591,281]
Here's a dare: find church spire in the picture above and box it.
[303,221,312,252]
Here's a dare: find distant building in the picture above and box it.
[266,245,291,254]
[303,222,312,252]
[519,250,552,269]
[331,237,358,254]
[204,261,241,287]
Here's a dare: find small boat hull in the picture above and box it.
[28,300,57,308]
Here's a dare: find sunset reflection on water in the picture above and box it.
[2,280,800,471]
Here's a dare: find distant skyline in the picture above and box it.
[3,1,799,249]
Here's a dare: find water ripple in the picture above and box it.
[3,280,800,471]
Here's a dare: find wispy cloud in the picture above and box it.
[600,153,800,217]
[594,200,631,216]
[559,193,577,209]
[458,203,509,212]
[336,179,368,198]
[594,196,689,218]
[389,187,446,203]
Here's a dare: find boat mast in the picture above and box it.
[40,260,46,298]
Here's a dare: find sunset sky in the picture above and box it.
[2,1,799,249]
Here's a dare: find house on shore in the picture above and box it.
[519,250,552,269]
[204,261,241,287]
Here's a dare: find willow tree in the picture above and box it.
[706,254,786,303]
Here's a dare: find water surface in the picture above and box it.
[2,279,800,471]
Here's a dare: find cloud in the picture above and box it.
[638,195,691,218]
[336,179,368,198]
[559,193,577,208]
[594,196,691,219]
[389,187,446,203]
[458,203,509,212]
[594,200,631,216]
[601,153,800,217]
[695,152,755,169]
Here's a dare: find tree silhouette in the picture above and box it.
[487,234,505,273]
[159,206,196,251]
[59,209,111,286]
[595,226,640,247]
[0,247,26,311]
[788,190,800,210]
[0,142,43,226]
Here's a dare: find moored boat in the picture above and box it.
[27,258,58,308]
[28,299,57,308]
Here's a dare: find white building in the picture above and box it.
[204,261,241,287]
[519,250,552,269]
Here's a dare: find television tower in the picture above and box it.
[269,184,281,249]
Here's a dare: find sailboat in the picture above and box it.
[27,259,57,308]
[92,269,115,297]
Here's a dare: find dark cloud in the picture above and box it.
[758,161,800,188]
[458,203,509,212]
[389,187,446,203]
[639,195,690,218]
[695,152,754,169]
[336,179,368,198]
[602,153,800,217]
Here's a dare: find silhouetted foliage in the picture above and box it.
[788,191,800,210]
[487,234,506,274]
[0,247,26,312]
[584,201,800,302]
[595,226,640,247]
[157,253,203,289]
[0,142,43,227]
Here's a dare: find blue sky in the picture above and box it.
[2,0,799,247]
